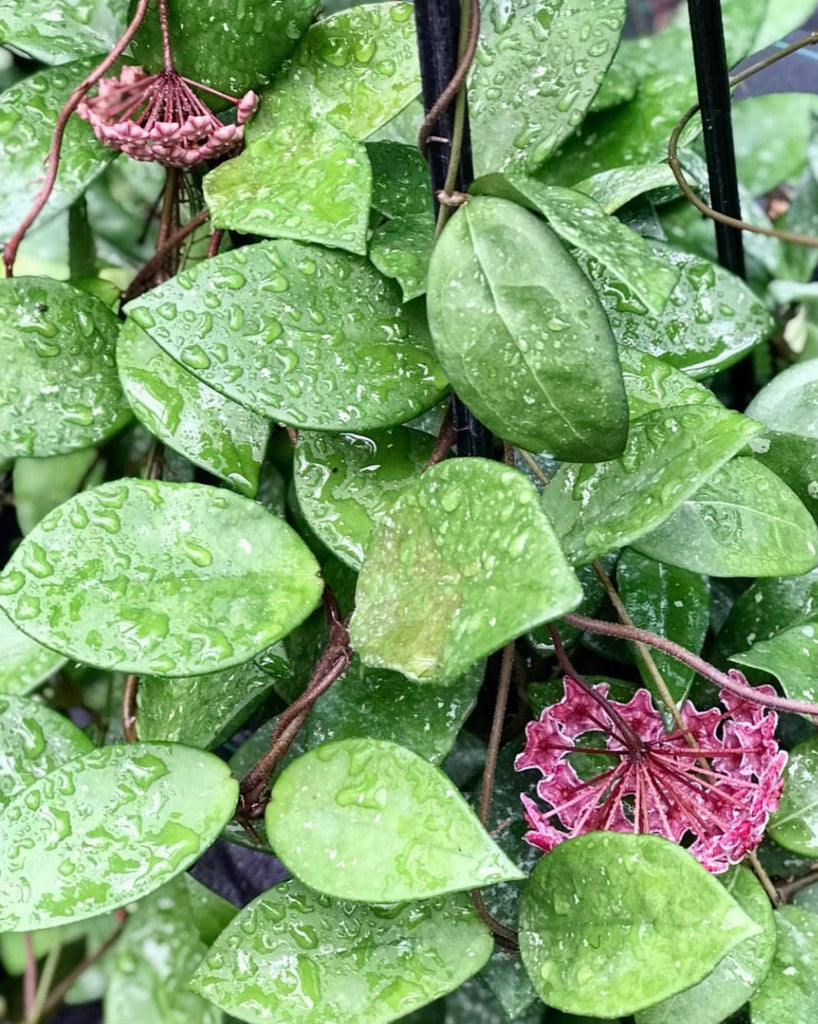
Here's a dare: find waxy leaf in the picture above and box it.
[519,832,759,1018]
[294,427,435,569]
[117,319,270,497]
[575,162,678,214]
[266,739,524,901]
[369,214,435,301]
[351,458,582,683]
[204,118,372,254]
[543,405,761,566]
[0,742,238,931]
[427,197,627,460]
[0,695,94,807]
[729,93,818,197]
[125,240,447,431]
[750,906,818,1023]
[732,618,818,706]
[618,347,724,420]
[0,480,322,676]
[13,448,100,535]
[0,0,126,63]
[768,737,818,856]
[469,0,626,174]
[446,976,540,1024]
[633,458,818,577]
[747,358,818,439]
[192,879,492,1024]
[0,278,130,459]
[0,609,66,697]
[367,141,430,219]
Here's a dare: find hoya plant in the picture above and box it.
[5,0,818,1021]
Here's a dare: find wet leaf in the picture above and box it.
[0,58,115,238]
[519,832,760,1017]
[754,0,818,50]
[0,480,322,676]
[427,197,627,461]
[266,739,524,901]
[117,319,270,498]
[0,610,67,698]
[0,277,131,459]
[294,427,435,570]
[618,347,725,419]
[0,0,127,63]
[632,458,818,577]
[0,695,94,807]
[635,865,776,1024]
[478,948,539,1019]
[750,906,818,1023]
[125,240,447,432]
[732,618,818,706]
[0,742,238,931]
[369,214,435,301]
[367,141,430,219]
[204,118,372,254]
[192,879,491,1024]
[13,448,101,535]
[445,974,542,1024]
[351,458,582,683]
[574,162,678,214]
[747,358,818,440]
[728,93,818,197]
[750,431,818,527]
[542,406,760,566]
[469,0,626,175]
[768,737,818,856]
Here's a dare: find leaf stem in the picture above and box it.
[745,847,782,907]
[22,936,36,1021]
[122,673,139,742]
[24,941,61,1024]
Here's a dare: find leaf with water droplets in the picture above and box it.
[469,0,626,175]
[204,117,372,254]
[427,197,627,460]
[294,427,435,570]
[0,0,127,63]
[519,832,760,1018]
[0,741,238,931]
[0,58,115,238]
[369,214,435,301]
[543,405,761,566]
[574,161,678,214]
[351,458,582,683]
[632,457,818,577]
[750,906,818,1023]
[767,737,818,856]
[0,695,94,808]
[618,347,725,419]
[634,865,776,1024]
[0,479,322,676]
[367,141,430,219]
[125,240,447,431]
[13,448,101,535]
[191,878,491,1024]
[0,609,66,697]
[266,739,524,901]
[117,319,270,498]
[0,277,131,459]
[732,618,818,708]
[249,2,420,143]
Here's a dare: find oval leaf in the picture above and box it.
[750,906,818,1023]
[0,609,66,697]
[746,358,818,439]
[350,458,582,683]
[266,739,525,901]
[427,196,627,461]
[0,480,322,676]
[13,448,101,534]
[0,0,127,63]
[768,736,818,856]
[369,214,435,302]
[732,618,818,706]
[0,742,238,931]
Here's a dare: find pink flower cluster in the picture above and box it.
[516,674,787,873]
[77,66,258,168]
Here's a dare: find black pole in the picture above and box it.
[414,0,493,458]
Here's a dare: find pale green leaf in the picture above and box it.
[0,609,66,697]
[13,448,101,535]
[732,618,818,706]
[750,906,818,1023]
[768,737,818,857]
[0,0,127,63]
[574,162,678,214]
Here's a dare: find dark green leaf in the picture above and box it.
[0,610,66,696]
[369,214,435,301]
[351,458,582,683]
[768,737,818,856]
[750,906,818,1023]
[426,197,627,460]
[445,975,543,1024]
[367,141,430,219]
[0,0,127,63]
[13,448,101,535]
[750,431,818,526]
[478,948,539,1019]
[618,347,724,419]
[266,739,524,901]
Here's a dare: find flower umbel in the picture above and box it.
[516,674,787,873]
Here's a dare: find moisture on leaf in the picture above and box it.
[768,736,818,857]
[750,906,818,1023]
[0,0,127,63]
[13,448,101,535]
[732,618,818,707]
[0,609,67,697]
[369,214,435,302]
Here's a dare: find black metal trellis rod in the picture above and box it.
[414,0,493,459]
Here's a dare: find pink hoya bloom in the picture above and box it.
[516,674,787,873]
[77,66,258,168]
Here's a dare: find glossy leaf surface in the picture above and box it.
[575,161,678,214]
[369,214,434,302]
[768,737,818,856]
[367,141,429,219]
[266,739,524,901]
[732,617,818,706]
[750,906,818,1023]
[747,358,818,438]
[0,480,322,676]
[351,458,582,682]
[0,0,126,63]
[13,448,100,535]
[0,609,67,697]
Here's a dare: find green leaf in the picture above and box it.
[519,832,760,1018]
[750,431,818,526]
[0,278,131,459]
[192,879,491,1024]
[543,406,761,566]
[0,58,115,238]
[469,0,626,175]
[754,0,818,50]
[618,347,725,420]
[747,358,818,439]
[727,93,818,197]
[632,458,818,577]
[0,609,66,696]
[129,0,318,107]
[0,695,94,807]
[294,427,435,570]
[574,162,678,214]
[750,906,818,1023]
[13,448,101,535]
[768,737,818,856]
[577,243,774,378]
[125,240,448,431]
[204,118,372,254]
[732,618,818,705]
[0,0,127,63]
[0,742,238,931]
[446,975,542,1024]
[470,174,679,315]
[369,214,435,302]
[117,319,270,498]
[0,480,322,676]
[351,458,582,683]
[427,197,627,460]
[635,865,776,1024]
[617,549,710,710]
[367,141,430,219]
[478,948,539,1019]
[266,739,524,901]
[249,2,420,143]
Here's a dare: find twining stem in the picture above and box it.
[746,847,782,907]
[23,935,36,1020]
[157,0,174,71]
[774,864,818,904]
[424,402,455,469]
[516,448,550,487]
[38,913,127,1021]
[24,941,61,1024]
[121,209,211,303]
[122,673,139,742]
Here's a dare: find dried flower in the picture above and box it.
[77,65,257,168]
[516,674,787,873]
